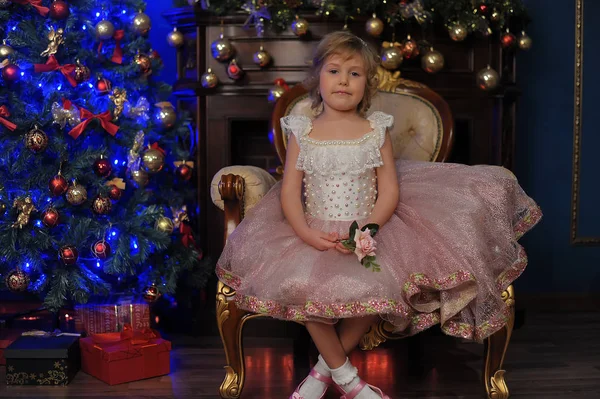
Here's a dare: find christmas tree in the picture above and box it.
[0,0,208,311]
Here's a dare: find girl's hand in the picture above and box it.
[299,228,338,251]
[335,233,352,254]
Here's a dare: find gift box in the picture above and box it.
[4,333,81,385]
[80,325,171,385]
[74,295,150,334]
[0,328,26,365]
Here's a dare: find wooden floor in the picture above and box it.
[1,309,599,398]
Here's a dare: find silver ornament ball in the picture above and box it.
[95,20,115,41]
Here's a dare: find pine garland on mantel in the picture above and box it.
[177,0,530,36]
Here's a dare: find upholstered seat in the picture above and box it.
[212,67,514,399]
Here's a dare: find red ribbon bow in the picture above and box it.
[97,30,125,64]
[34,55,76,87]
[0,105,17,131]
[68,106,119,139]
[119,324,159,345]
[11,0,49,16]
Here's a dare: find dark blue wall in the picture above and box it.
[515,0,600,293]
[152,1,600,293]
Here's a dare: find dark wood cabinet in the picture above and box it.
[162,7,519,259]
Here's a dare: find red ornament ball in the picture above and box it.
[49,175,68,196]
[108,184,122,201]
[91,240,111,259]
[5,269,30,293]
[91,195,112,215]
[95,77,112,95]
[93,157,112,177]
[501,31,517,48]
[2,64,20,84]
[49,0,70,20]
[143,284,162,303]
[59,245,79,265]
[176,164,193,181]
[42,208,60,228]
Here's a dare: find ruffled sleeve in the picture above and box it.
[280,115,312,171]
[280,115,311,145]
[367,111,394,148]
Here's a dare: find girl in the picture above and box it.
[216,31,541,399]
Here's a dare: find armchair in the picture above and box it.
[211,68,514,399]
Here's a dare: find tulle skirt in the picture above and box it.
[216,160,542,342]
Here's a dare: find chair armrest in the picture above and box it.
[211,166,277,242]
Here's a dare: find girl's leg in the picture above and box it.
[292,321,345,399]
[338,315,380,354]
[305,321,346,368]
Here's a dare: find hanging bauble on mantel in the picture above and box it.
[211,33,234,62]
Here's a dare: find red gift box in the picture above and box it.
[75,302,150,335]
[79,325,170,385]
[0,329,27,365]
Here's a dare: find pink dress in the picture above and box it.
[216,111,542,342]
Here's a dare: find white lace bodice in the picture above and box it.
[281,111,394,221]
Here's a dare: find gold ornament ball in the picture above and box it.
[201,68,218,89]
[155,105,177,129]
[366,14,384,37]
[449,23,468,42]
[167,28,185,48]
[211,35,234,61]
[421,49,445,74]
[476,65,500,91]
[95,19,115,41]
[291,17,309,36]
[130,169,149,188]
[253,46,271,68]
[381,46,403,70]
[518,31,532,50]
[142,148,165,173]
[91,195,112,215]
[155,216,174,234]
[0,42,13,61]
[132,11,152,36]
[268,85,286,104]
[66,182,88,205]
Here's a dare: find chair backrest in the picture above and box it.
[271,67,454,169]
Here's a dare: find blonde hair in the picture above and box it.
[304,30,380,117]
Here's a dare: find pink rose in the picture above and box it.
[353,228,377,262]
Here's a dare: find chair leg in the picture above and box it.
[484,285,515,399]
[216,281,250,399]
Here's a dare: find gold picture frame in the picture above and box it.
[570,0,600,245]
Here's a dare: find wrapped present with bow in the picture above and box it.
[79,324,171,385]
[74,295,150,335]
